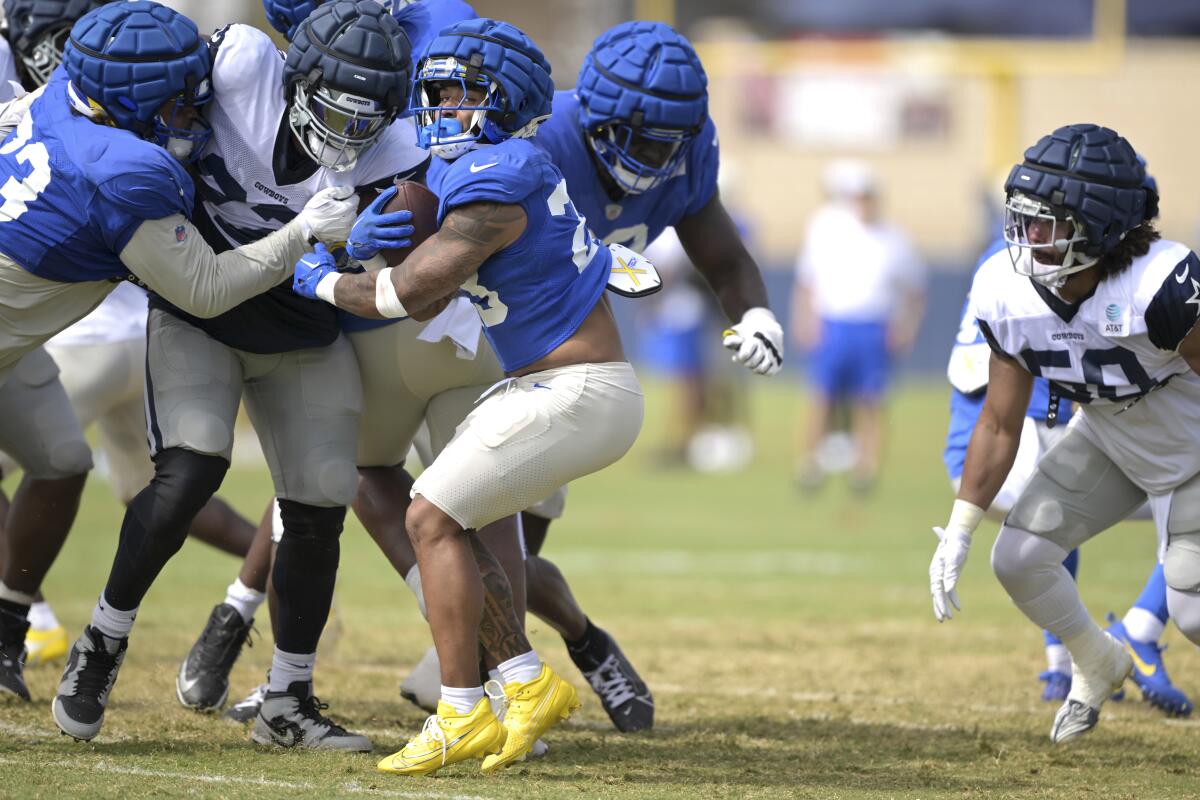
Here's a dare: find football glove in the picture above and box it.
[930,525,971,622]
[722,307,784,376]
[347,185,414,260]
[293,243,339,302]
[297,185,358,243]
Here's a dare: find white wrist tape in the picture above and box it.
[315,271,341,305]
[947,498,986,537]
[375,267,408,318]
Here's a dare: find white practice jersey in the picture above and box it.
[0,38,19,102]
[195,23,426,248]
[972,238,1200,494]
[48,282,148,347]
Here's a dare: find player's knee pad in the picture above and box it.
[990,524,1070,600]
[1164,533,1200,594]
[1167,587,1200,645]
[126,447,228,555]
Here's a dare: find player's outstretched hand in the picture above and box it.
[930,525,972,622]
[722,307,784,376]
[293,243,338,301]
[347,185,414,261]
[298,185,358,244]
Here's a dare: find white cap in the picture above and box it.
[822,158,876,201]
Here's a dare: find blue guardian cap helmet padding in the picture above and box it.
[263,0,415,42]
[1003,123,1156,287]
[411,17,554,160]
[283,0,413,172]
[1,0,115,86]
[62,1,213,162]
[575,21,708,195]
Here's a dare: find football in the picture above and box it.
[378,180,440,267]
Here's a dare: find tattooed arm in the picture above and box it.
[329,200,527,319]
[467,535,531,665]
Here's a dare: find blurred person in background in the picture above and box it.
[790,158,925,493]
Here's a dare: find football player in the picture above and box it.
[0,0,354,704]
[294,18,643,775]
[51,1,414,747]
[946,185,1191,716]
[930,124,1200,742]
[0,0,258,670]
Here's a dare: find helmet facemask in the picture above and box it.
[1004,191,1098,288]
[20,21,71,86]
[412,56,506,160]
[585,116,693,195]
[150,75,213,164]
[289,78,393,172]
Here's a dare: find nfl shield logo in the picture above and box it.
[175,225,187,243]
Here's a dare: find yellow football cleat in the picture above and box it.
[481,664,579,774]
[24,625,68,667]
[377,698,505,776]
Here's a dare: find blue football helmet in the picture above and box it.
[410,17,554,160]
[263,0,415,40]
[62,1,212,161]
[1003,124,1155,286]
[576,21,708,195]
[284,0,412,172]
[1,0,115,86]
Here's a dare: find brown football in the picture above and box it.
[379,179,440,267]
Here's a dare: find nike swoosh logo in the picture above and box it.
[1176,265,1190,283]
[470,162,499,173]
[1123,642,1157,677]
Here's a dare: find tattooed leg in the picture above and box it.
[470,516,530,669]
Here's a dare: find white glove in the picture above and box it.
[929,499,985,622]
[722,307,784,376]
[297,185,357,243]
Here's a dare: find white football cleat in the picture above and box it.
[1051,632,1132,744]
[399,645,440,713]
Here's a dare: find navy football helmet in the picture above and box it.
[410,17,553,160]
[1004,124,1156,286]
[1,0,114,86]
[283,0,412,172]
[62,1,212,161]
[263,0,415,40]
[576,21,708,195]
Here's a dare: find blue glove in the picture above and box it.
[293,242,338,300]
[347,185,414,260]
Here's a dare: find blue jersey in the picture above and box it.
[533,91,719,252]
[425,138,610,372]
[394,0,477,69]
[0,70,192,283]
[943,237,1072,479]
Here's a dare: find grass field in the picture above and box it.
[2,378,1198,799]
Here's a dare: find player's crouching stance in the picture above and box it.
[929,124,1200,743]
[295,19,644,774]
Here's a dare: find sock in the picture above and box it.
[1063,624,1113,675]
[1042,628,1063,647]
[1123,606,1165,644]
[1062,548,1080,580]
[565,618,610,671]
[487,668,502,684]
[91,594,137,640]
[564,617,598,652]
[0,579,35,608]
[223,578,266,624]
[404,565,428,619]
[497,650,542,686]
[1045,643,1071,674]
[268,648,316,692]
[440,684,485,714]
[0,598,29,641]
[1131,563,1170,624]
[28,601,59,632]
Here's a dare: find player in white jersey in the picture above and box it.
[929,123,1200,743]
[54,2,423,746]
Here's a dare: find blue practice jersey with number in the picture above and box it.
[0,70,192,283]
[533,90,719,251]
[394,0,476,69]
[426,138,610,372]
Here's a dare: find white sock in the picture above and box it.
[28,601,59,632]
[497,650,542,686]
[1063,623,1113,675]
[1123,606,1165,643]
[1045,643,1071,675]
[90,595,137,640]
[0,580,35,607]
[404,565,427,619]
[268,648,316,692]
[223,578,265,624]
[488,668,502,684]
[440,684,485,715]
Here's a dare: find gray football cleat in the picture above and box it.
[52,626,127,741]
[252,681,371,751]
[176,603,254,712]
[223,682,268,724]
[1051,632,1133,744]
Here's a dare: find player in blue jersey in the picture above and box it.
[294,18,643,775]
[0,1,357,705]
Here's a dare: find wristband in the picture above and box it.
[375,268,408,318]
[947,498,986,537]
[315,271,341,304]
